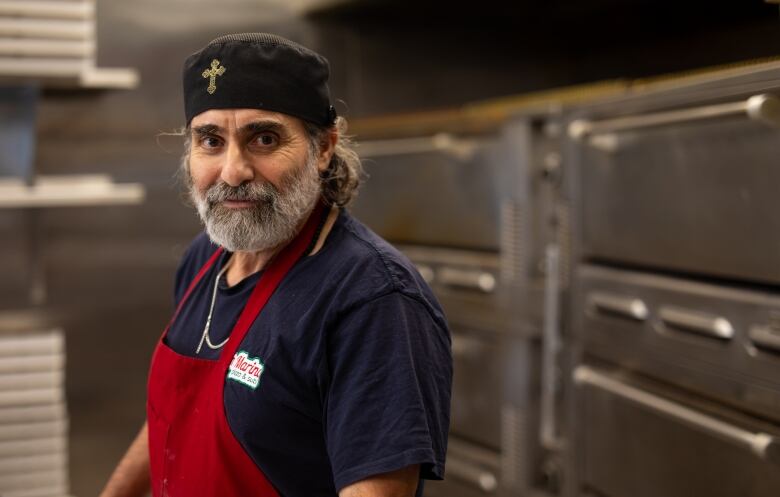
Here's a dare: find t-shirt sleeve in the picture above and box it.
[324,291,452,491]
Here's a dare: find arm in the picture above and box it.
[98,421,151,497]
[339,465,420,497]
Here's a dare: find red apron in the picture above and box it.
[147,204,323,497]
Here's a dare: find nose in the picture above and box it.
[220,141,254,186]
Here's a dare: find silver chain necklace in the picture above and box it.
[195,257,233,355]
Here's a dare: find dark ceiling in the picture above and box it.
[310,0,778,37]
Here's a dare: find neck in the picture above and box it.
[224,248,276,287]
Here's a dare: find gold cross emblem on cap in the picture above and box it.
[202,59,226,94]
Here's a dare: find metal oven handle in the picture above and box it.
[749,325,780,354]
[658,306,734,340]
[445,456,498,493]
[588,292,649,321]
[437,267,496,293]
[569,93,780,140]
[574,366,780,464]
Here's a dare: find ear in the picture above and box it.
[316,128,339,173]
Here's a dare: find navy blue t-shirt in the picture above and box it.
[164,209,452,496]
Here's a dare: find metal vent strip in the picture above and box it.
[0,330,68,497]
[500,199,527,282]
[500,404,528,492]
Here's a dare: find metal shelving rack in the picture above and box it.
[0,2,143,496]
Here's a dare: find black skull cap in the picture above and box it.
[183,33,337,126]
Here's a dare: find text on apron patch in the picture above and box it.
[228,350,265,389]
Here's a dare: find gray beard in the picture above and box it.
[189,153,322,253]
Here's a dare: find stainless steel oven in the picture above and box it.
[563,64,780,497]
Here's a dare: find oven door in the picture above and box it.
[573,365,780,497]
[350,135,504,251]
[579,264,780,423]
[571,91,780,285]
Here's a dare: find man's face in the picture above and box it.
[187,108,325,252]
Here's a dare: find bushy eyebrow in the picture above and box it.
[192,124,220,137]
[191,120,287,138]
[241,121,286,135]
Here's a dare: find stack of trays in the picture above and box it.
[0,0,137,88]
[0,330,68,497]
[0,0,96,79]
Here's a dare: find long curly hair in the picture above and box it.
[303,116,363,207]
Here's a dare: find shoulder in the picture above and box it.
[173,232,221,305]
[306,211,446,327]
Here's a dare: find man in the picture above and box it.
[99,33,452,497]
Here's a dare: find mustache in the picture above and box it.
[205,181,277,205]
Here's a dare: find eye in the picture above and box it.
[253,133,278,147]
[199,135,222,149]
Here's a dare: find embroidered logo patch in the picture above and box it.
[227,350,264,389]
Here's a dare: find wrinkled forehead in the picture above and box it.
[189,108,307,135]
